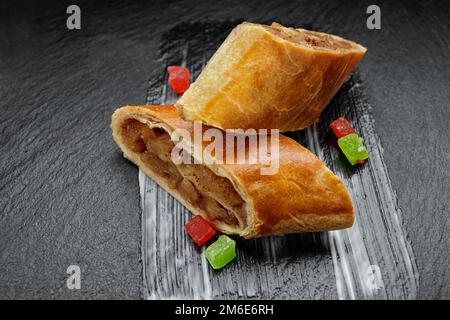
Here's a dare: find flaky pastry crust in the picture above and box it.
[176,22,366,132]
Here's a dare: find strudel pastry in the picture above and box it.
[111,105,354,238]
[176,22,366,132]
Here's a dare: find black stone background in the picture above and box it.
[0,0,448,299]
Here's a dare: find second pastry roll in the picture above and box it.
[176,22,367,132]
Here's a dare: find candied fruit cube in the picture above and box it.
[184,215,216,246]
[338,133,369,165]
[167,66,190,94]
[330,117,355,138]
[204,235,236,269]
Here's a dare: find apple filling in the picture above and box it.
[267,22,356,51]
[120,119,247,230]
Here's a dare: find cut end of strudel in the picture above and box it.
[112,105,354,238]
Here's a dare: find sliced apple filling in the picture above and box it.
[120,119,247,230]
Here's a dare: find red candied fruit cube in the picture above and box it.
[330,117,355,138]
[184,215,216,246]
[167,66,190,94]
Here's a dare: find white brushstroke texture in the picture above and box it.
[139,39,418,300]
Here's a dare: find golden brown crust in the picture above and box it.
[112,105,354,238]
[176,22,366,132]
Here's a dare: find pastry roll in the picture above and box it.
[112,105,353,238]
[176,22,367,132]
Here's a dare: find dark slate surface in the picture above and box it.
[0,0,448,299]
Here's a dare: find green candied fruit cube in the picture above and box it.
[204,235,236,269]
[338,133,369,165]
